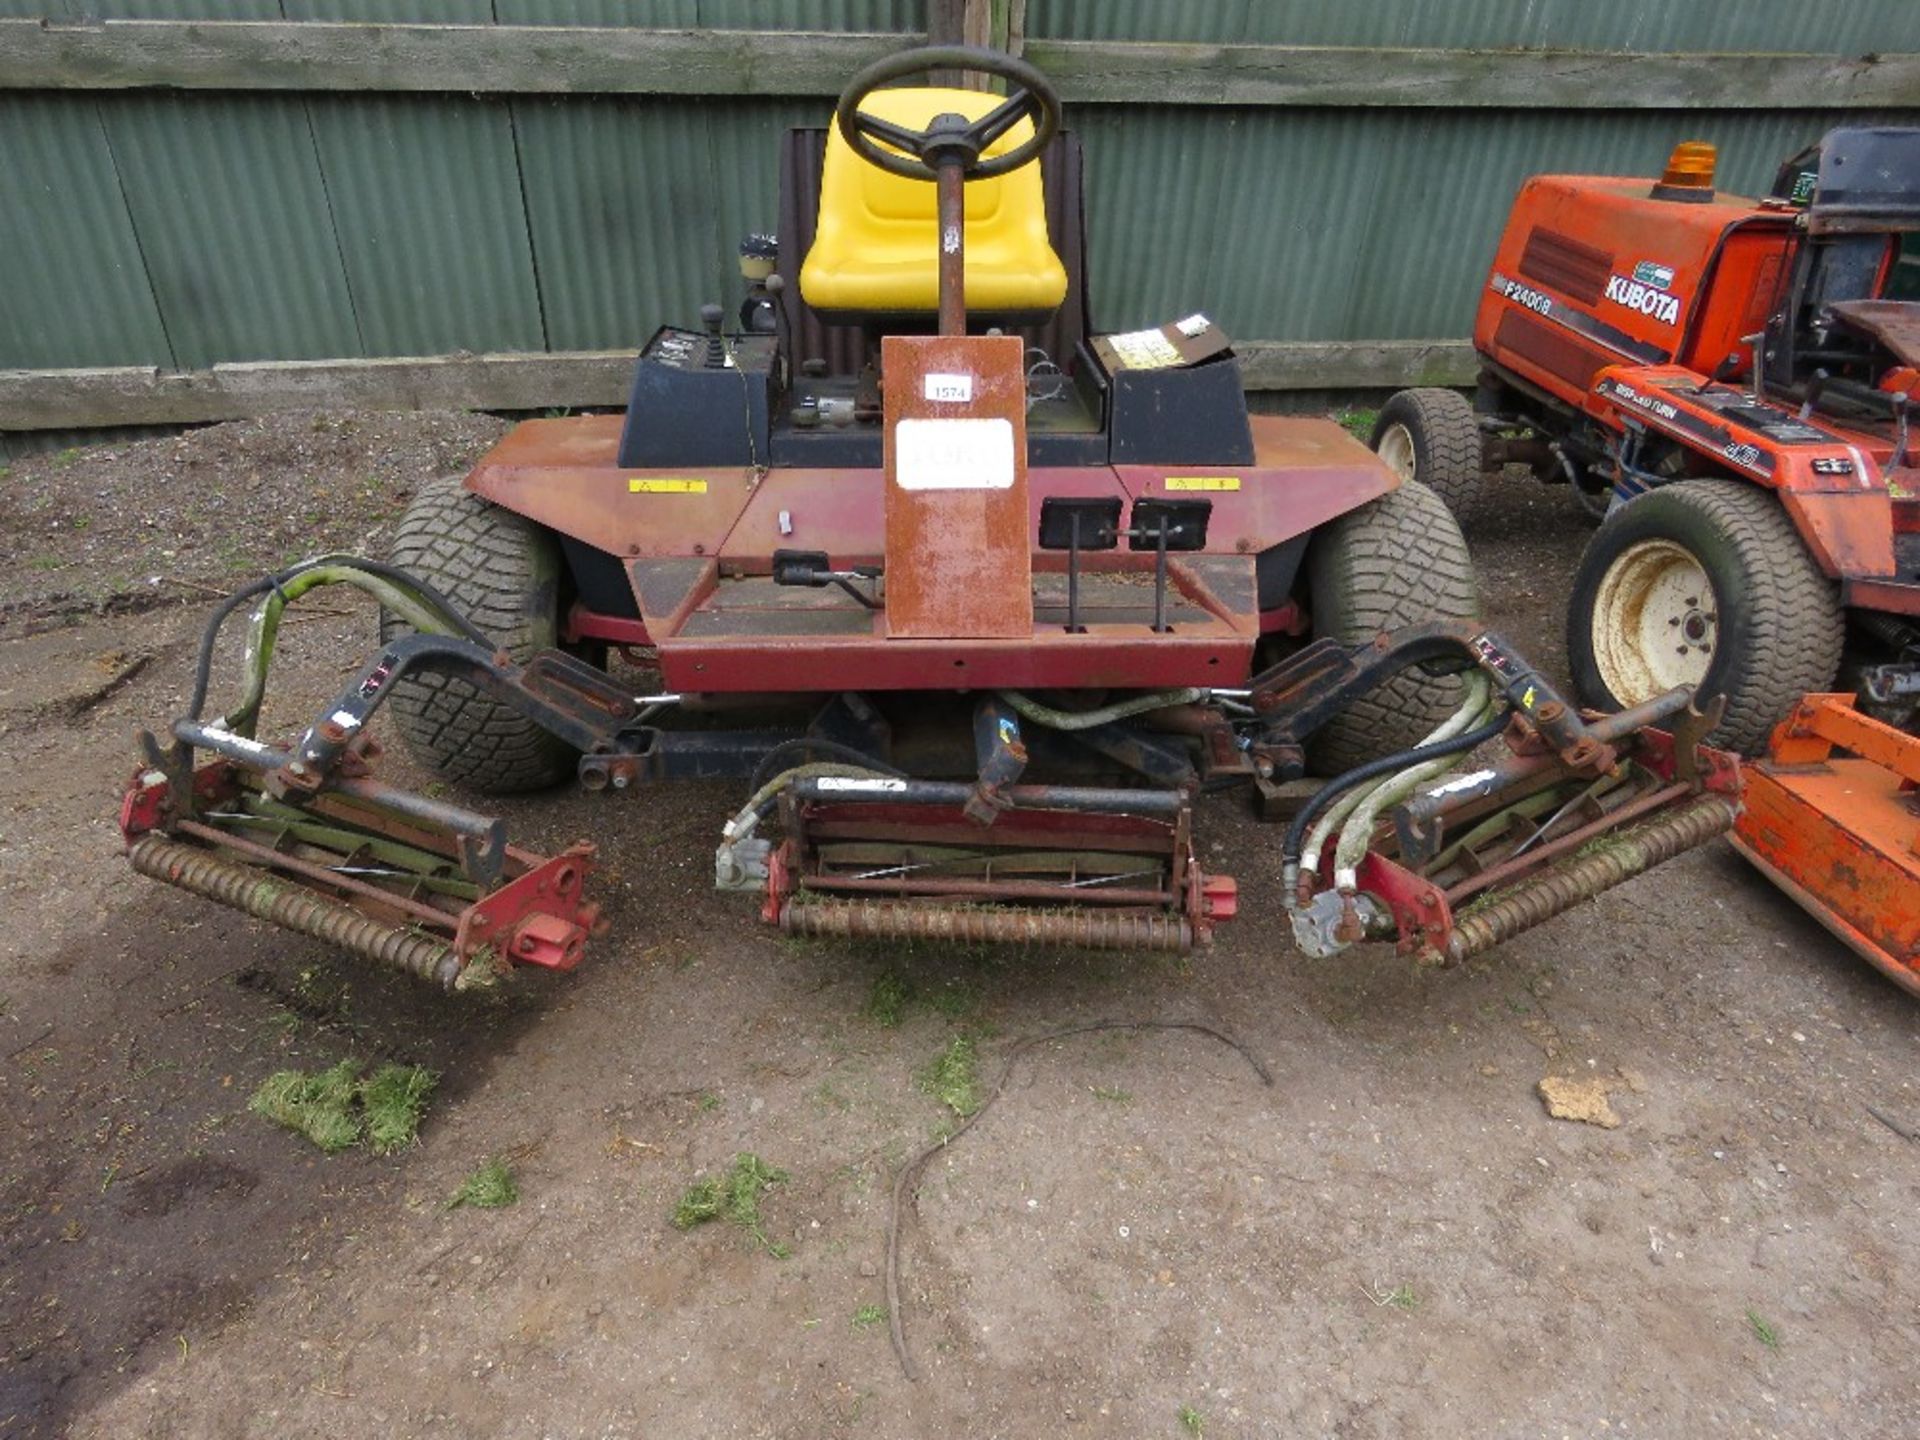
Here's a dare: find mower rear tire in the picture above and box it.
[1566,479,1844,756]
[1305,479,1481,774]
[1371,388,1485,516]
[378,474,578,794]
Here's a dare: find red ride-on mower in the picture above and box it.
[120,47,1739,989]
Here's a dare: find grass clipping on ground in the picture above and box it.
[449,1157,519,1210]
[918,1035,982,1117]
[673,1152,790,1257]
[249,1059,438,1155]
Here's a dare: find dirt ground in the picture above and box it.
[1,412,1916,1440]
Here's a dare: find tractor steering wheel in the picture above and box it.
[834,45,1062,183]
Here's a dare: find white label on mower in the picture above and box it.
[1425,768,1495,799]
[816,777,909,793]
[923,372,973,403]
[1175,312,1212,337]
[893,417,1015,491]
[1108,326,1182,369]
[205,724,272,757]
[329,709,362,731]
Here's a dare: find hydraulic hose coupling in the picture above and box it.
[1332,891,1371,946]
[1465,629,1609,770]
[1287,884,1391,959]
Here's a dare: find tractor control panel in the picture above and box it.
[642,325,776,373]
[617,317,1259,471]
[617,325,775,468]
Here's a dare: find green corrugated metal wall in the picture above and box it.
[1031,0,1920,52]
[0,1,1916,388]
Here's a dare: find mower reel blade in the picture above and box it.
[120,758,601,991]
[1294,712,1743,965]
[764,779,1236,952]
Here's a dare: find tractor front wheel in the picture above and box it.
[1371,388,1485,516]
[378,474,579,794]
[1305,479,1481,773]
[1566,479,1843,756]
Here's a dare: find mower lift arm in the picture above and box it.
[256,633,641,798]
[1247,621,1615,779]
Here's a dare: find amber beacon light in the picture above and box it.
[1652,141,1718,201]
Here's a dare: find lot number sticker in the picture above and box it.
[923,373,973,402]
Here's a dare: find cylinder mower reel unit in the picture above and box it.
[117,45,1741,991]
[117,560,609,991]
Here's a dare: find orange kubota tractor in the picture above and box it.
[1375,130,1920,991]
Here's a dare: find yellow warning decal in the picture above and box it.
[1521,685,1537,710]
[628,478,708,494]
[1163,476,1240,492]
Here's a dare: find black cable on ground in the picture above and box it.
[885,1019,1274,1380]
[1281,709,1512,867]
[746,737,906,796]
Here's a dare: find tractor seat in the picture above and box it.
[799,86,1068,322]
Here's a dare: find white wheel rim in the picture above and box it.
[1589,539,1718,703]
[1377,422,1416,482]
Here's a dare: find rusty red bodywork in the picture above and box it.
[472,410,1393,694]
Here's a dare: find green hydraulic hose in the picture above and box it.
[1330,687,1498,889]
[1300,672,1492,885]
[995,687,1209,731]
[217,562,482,737]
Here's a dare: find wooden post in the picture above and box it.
[928,0,966,86]
[1002,0,1028,58]
[929,0,1004,88]
[927,0,967,46]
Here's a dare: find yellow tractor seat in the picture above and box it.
[799,86,1068,320]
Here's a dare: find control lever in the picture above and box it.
[1696,350,1743,394]
[1892,391,1913,472]
[771,549,882,610]
[1742,329,1767,402]
[1798,368,1830,421]
[700,302,728,368]
[1123,501,1212,635]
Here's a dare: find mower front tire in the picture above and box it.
[1371,388,1485,516]
[1305,479,1481,774]
[1566,479,1844,756]
[378,474,579,794]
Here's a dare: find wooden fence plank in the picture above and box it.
[1236,340,1476,391]
[0,21,906,96]
[0,352,639,430]
[1026,38,1920,109]
[0,341,1474,430]
[1,20,1915,108]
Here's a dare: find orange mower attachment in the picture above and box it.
[1730,695,1920,995]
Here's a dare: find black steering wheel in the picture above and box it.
[834,45,1062,183]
